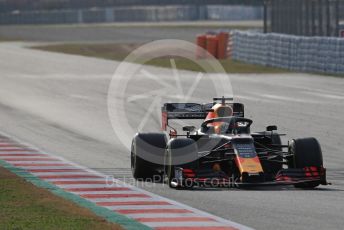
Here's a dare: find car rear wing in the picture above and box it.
[161,102,244,130]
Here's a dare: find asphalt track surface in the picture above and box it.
[0,42,344,230]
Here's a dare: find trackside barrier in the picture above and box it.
[217,32,229,59]
[227,33,233,58]
[0,6,263,25]
[196,32,230,60]
[206,35,219,58]
[196,34,207,58]
[231,31,344,74]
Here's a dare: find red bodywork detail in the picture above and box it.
[275,166,326,183]
[181,168,231,185]
[182,169,196,178]
[235,157,244,164]
[205,111,216,120]
[162,111,168,131]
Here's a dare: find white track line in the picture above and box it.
[86,197,159,202]
[109,205,181,210]
[71,191,139,195]
[126,213,200,218]
[145,222,228,228]
[16,166,81,170]
[56,184,126,189]
[45,178,106,182]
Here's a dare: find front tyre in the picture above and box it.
[289,137,323,189]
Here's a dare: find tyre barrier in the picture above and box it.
[231,31,344,74]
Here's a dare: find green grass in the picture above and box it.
[33,43,288,74]
[0,166,122,230]
[0,36,20,42]
[145,57,286,74]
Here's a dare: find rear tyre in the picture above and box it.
[166,138,198,189]
[131,133,167,180]
[289,137,323,189]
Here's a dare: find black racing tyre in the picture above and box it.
[289,137,323,189]
[131,133,167,180]
[166,138,198,189]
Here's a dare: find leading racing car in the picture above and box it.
[131,97,328,189]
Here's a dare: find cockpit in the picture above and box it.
[201,117,252,135]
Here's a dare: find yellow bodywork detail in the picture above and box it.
[236,157,263,174]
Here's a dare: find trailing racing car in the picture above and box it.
[131,97,328,189]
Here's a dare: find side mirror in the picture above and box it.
[183,126,195,132]
[266,125,277,131]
